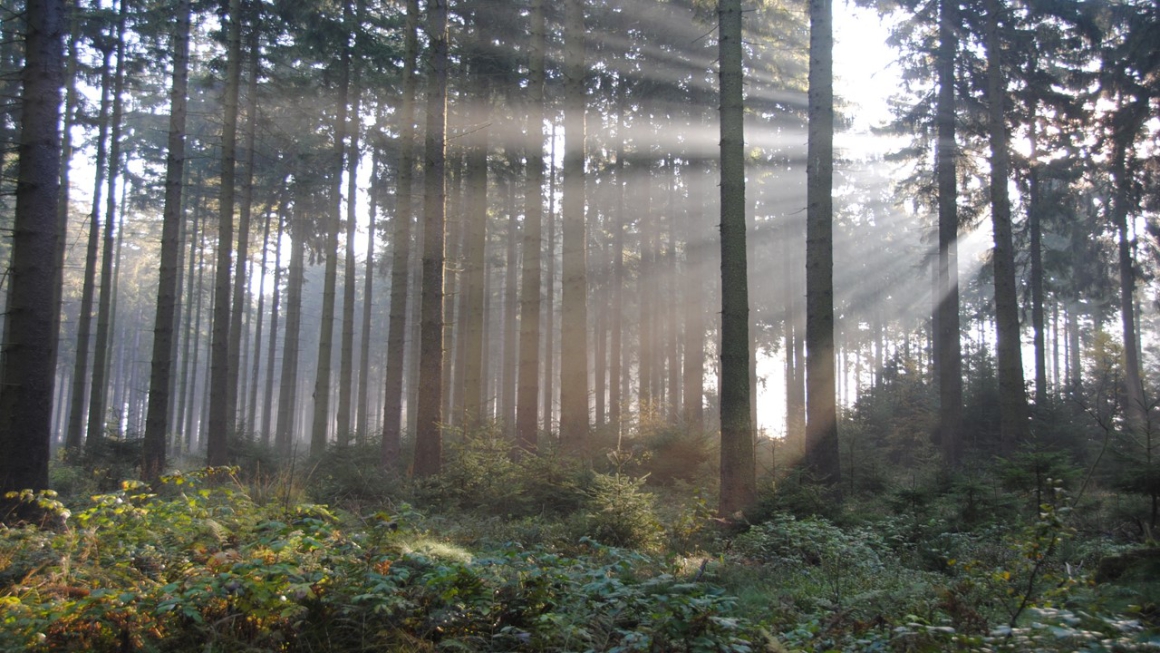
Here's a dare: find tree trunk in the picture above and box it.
[1028,104,1047,408]
[87,0,129,445]
[542,126,558,431]
[276,190,306,458]
[0,0,64,497]
[247,201,273,441]
[338,0,365,446]
[227,18,262,434]
[559,0,589,449]
[936,0,963,466]
[175,187,203,454]
[502,182,520,430]
[682,158,706,430]
[718,0,755,515]
[985,0,1026,451]
[461,46,491,428]
[206,0,245,465]
[49,4,80,406]
[608,91,626,438]
[1112,140,1146,434]
[183,213,208,453]
[639,159,654,415]
[261,201,286,443]
[381,0,419,470]
[356,143,380,441]
[64,26,112,453]
[805,0,841,488]
[413,0,449,477]
[143,0,191,481]
[516,0,546,451]
[666,158,681,423]
[311,0,354,455]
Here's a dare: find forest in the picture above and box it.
[1,0,1159,649]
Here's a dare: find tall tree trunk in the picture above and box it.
[166,180,188,449]
[247,202,273,440]
[666,158,681,422]
[49,4,80,403]
[64,26,112,453]
[227,18,261,433]
[682,158,706,430]
[445,153,465,422]
[516,0,546,451]
[936,0,963,466]
[985,0,1026,451]
[184,215,208,453]
[1028,104,1047,408]
[206,0,245,465]
[718,0,755,515]
[143,0,191,481]
[639,159,654,414]
[461,47,491,428]
[175,187,203,454]
[805,0,841,488]
[592,211,606,429]
[502,182,519,430]
[542,126,558,431]
[608,93,626,438]
[311,0,353,455]
[0,0,64,496]
[1112,139,1146,434]
[276,192,306,458]
[337,0,365,446]
[559,0,589,448]
[356,144,380,441]
[413,0,449,477]
[87,0,129,444]
[381,0,419,470]
[261,202,285,443]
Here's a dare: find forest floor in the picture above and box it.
[1,435,1159,652]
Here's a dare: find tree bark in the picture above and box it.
[87,0,129,445]
[413,0,449,477]
[381,0,419,470]
[261,201,286,443]
[608,89,626,438]
[682,157,706,430]
[461,40,491,428]
[311,0,353,455]
[516,0,546,451]
[936,0,963,466]
[338,0,365,446]
[206,0,245,465]
[559,0,589,449]
[1112,140,1146,435]
[143,0,191,481]
[805,0,841,488]
[49,4,80,408]
[356,140,380,441]
[64,24,112,453]
[0,0,64,496]
[718,0,755,515]
[985,0,1027,451]
[227,17,262,433]
[276,189,306,459]
[542,126,558,431]
[502,182,520,430]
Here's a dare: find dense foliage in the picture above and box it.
[3,429,1158,652]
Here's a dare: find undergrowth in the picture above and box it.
[2,436,1159,652]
